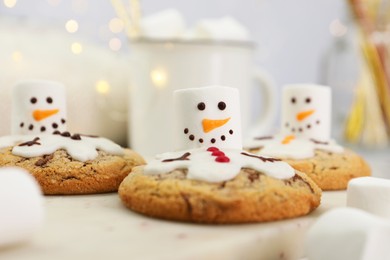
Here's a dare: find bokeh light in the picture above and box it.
[65,19,79,33]
[71,42,83,54]
[109,17,124,33]
[95,80,111,94]
[4,0,17,8]
[109,38,122,51]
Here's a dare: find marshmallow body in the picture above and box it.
[0,167,44,247]
[305,208,390,260]
[281,84,331,142]
[140,9,186,39]
[347,177,390,219]
[12,80,67,135]
[173,86,242,150]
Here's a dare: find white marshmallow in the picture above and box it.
[173,86,242,150]
[140,9,186,40]
[281,84,331,142]
[347,177,390,219]
[305,208,390,260]
[0,167,44,247]
[194,16,250,41]
[12,80,67,135]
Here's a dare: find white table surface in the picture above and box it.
[0,191,346,260]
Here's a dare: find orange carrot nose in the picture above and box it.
[296,109,315,121]
[33,109,59,121]
[202,117,231,133]
[282,135,295,144]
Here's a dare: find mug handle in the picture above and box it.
[248,68,278,136]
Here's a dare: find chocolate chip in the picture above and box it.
[199,138,203,143]
[316,120,320,125]
[184,128,189,134]
[53,130,61,135]
[20,122,24,128]
[61,118,66,124]
[285,122,289,127]
[307,124,311,129]
[46,97,53,104]
[229,129,233,135]
[218,101,226,110]
[28,124,34,130]
[305,97,311,103]
[299,128,303,132]
[71,134,81,140]
[197,102,205,111]
[30,97,37,104]
[292,128,295,132]
[19,137,41,147]
[291,97,296,104]
[221,135,226,141]
[61,131,71,137]
[35,154,54,167]
[163,152,191,162]
[189,135,194,141]
[52,123,58,129]
[40,126,46,132]
[211,138,216,143]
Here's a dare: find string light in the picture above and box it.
[95,80,110,94]
[71,42,83,54]
[150,68,168,89]
[4,0,17,8]
[65,19,79,33]
[12,51,23,62]
[109,18,124,33]
[109,38,122,51]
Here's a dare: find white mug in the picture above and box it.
[128,39,277,156]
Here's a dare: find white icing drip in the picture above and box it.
[245,134,344,160]
[144,147,295,183]
[0,134,124,162]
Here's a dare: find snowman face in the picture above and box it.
[12,80,67,135]
[281,84,331,142]
[173,86,242,150]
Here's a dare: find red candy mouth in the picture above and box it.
[207,147,230,163]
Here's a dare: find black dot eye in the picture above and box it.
[305,97,311,103]
[197,102,206,111]
[291,97,296,104]
[47,97,53,104]
[218,102,226,110]
[30,97,37,104]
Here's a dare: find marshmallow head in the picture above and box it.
[281,84,331,141]
[12,80,67,135]
[173,86,242,150]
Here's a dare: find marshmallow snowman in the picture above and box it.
[281,84,331,142]
[173,86,242,150]
[12,80,67,135]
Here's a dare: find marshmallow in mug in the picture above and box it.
[173,86,242,150]
[140,8,186,39]
[194,16,250,41]
[305,208,390,260]
[12,80,67,135]
[281,84,331,142]
[0,167,44,247]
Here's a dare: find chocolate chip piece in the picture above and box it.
[218,101,226,110]
[30,97,37,104]
[285,122,289,127]
[291,97,296,104]
[199,138,203,143]
[61,118,66,124]
[52,123,58,129]
[53,130,61,135]
[221,135,226,141]
[35,154,54,167]
[307,124,311,129]
[305,97,311,103]
[211,138,216,143]
[292,128,296,132]
[20,122,24,128]
[197,102,205,111]
[71,134,81,140]
[229,129,233,135]
[28,124,34,130]
[299,128,303,132]
[46,97,53,104]
[40,126,46,132]
[61,131,71,137]
[316,120,320,125]
[189,135,194,141]
[19,137,41,147]
[163,152,191,162]
[184,128,189,134]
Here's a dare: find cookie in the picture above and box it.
[0,132,145,195]
[247,138,371,191]
[119,147,321,224]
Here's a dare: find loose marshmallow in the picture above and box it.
[173,86,242,150]
[305,208,390,260]
[0,167,44,247]
[12,80,67,135]
[347,177,390,219]
[140,9,186,39]
[194,16,250,41]
[281,84,331,142]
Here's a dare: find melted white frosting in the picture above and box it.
[0,134,124,162]
[245,134,344,160]
[145,147,295,183]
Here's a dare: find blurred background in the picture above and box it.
[1,0,389,161]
